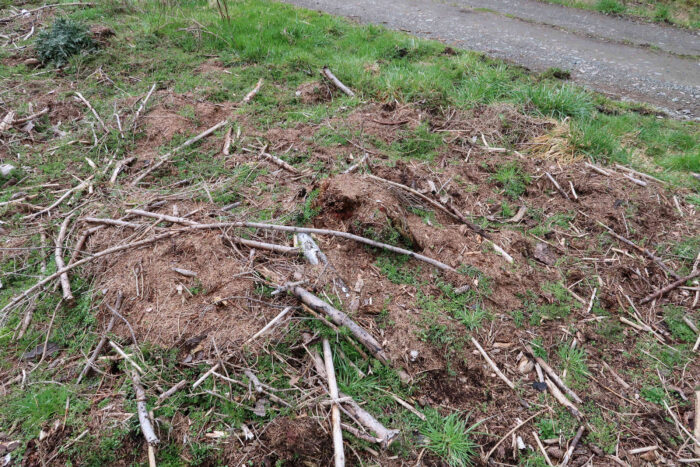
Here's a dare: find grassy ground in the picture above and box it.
[537,0,700,29]
[0,0,699,465]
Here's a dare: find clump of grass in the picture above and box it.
[36,18,96,67]
[595,0,626,15]
[663,306,696,343]
[556,343,589,386]
[653,4,671,22]
[490,162,531,199]
[518,83,593,120]
[420,409,478,466]
[376,253,420,285]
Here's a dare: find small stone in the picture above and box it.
[409,350,419,362]
[23,58,40,67]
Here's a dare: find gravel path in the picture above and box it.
[280,0,700,118]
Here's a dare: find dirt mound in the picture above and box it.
[263,416,332,464]
[295,80,335,104]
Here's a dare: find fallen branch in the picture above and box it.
[245,306,293,344]
[695,389,700,456]
[12,107,49,126]
[545,172,570,200]
[471,337,514,390]
[55,214,74,303]
[310,350,399,447]
[24,176,93,220]
[222,234,298,255]
[0,231,177,319]
[561,425,585,466]
[156,380,187,405]
[131,83,157,130]
[192,363,220,389]
[241,78,263,104]
[323,339,346,467]
[259,146,300,174]
[584,162,610,177]
[131,371,160,446]
[293,286,389,364]
[109,340,144,374]
[615,164,665,184]
[75,91,108,133]
[639,270,700,304]
[532,431,554,466]
[109,157,136,184]
[131,119,228,185]
[484,411,544,462]
[77,292,123,384]
[125,211,457,272]
[321,67,355,97]
[598,221,680,280]
[545,378,580,418]
[524,345,582,404]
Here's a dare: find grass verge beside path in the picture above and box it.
[539,0,699,29]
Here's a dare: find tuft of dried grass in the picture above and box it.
[526,117,580,163]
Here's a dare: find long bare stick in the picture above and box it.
[561,425,585,466]
[131,371,160,445]
[109,157,136,184]
[639,270,700,304]
[484,411,544,462]
[131,83,157,130]
[240,78,263,104]
[222,235,298,255]
[545,172,570,200]
[323,339,345,467]
[695,389,700,456]
[156,380,187,405]
[260,148,300,174]
[294,286,388,364]
[524,345,582,404]
[245,307,293,344]
[77,292,123,384]
[533,431,554,466]
[471,337,514,390]
[131,119,228,185]
[75,92,108,133]
[24,176,93,220]
[0,231,177,318]
[126,210,456,272]
[321,67,355,97]
[109,340,144,374]
[598,221,680,280]
[55,214,74,303]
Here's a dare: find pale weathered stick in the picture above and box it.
[524,345,583,404]
[109,340,144,374]
[561,426,585,466]
[77,292,123,384]
[75,91,108,133]
[0,231,177,318]
[109,156,136,184]
[584,162,610,176]
[294,286,388,364]
[640,270,700,304]
[598,221,680,280]
[695,389,700,456]
[245,307,293,344]
[321,67,355,97]
[259,147,300,174]
[131,83,157,130]
[545,172,570,200]
[0,2,93,22]
[192,363,220,389]
[484,411,544,462]
[241,78,263,104]
[310,350,399,447]
[545,378,580,418]
[24,176,93,220]
[323,339,345,467]
[532,431,554,466]
[131,119,228,185]
[222,235,298,256]
[471,337,514,390]
[614,164,665,184]
[55,214,74,303]
[125,211,457,272]
[12,107,49,126]
[156,380,187,405]
[132,371,160,445]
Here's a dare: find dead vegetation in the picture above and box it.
[1,5,699,467]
